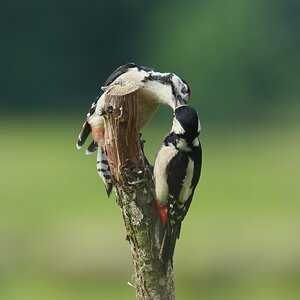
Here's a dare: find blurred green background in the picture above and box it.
[1,0,299,299]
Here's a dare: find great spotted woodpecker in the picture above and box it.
[76,63,191,196]
[153,105,202,267]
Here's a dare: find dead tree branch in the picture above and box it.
[102,81,175,300]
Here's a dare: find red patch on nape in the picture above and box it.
[155,202,168,225]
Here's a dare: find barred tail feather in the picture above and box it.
[76,121,91,149]
[97,148,113,197]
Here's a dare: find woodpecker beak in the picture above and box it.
[175,96,187,108]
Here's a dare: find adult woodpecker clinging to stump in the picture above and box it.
[153,105,202,268]
[76,63,191,196]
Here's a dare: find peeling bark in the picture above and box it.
[102,82,175,300]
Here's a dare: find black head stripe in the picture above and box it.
[169,75,177,98]
[142,73,173,85]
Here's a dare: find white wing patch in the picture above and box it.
[87,93,106,129]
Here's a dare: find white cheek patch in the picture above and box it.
[172,75,181,91]
[172,75,180,86]
[172,75,189,100]
[172,118,185,135]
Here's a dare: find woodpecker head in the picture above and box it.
[102,62,191,110]
[172,105,200,142]
[142,71,191,109]
[170,74,191,106]
[112,63,190,109]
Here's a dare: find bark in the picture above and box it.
[102,81,175,300]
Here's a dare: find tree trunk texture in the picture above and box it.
[102,81,175,300]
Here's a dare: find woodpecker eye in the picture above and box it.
[181,85,188,94]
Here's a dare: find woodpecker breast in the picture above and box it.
[153,143,178,206]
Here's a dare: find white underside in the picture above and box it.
[154,144,194,205]
[154,144,178,206]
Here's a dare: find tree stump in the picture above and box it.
[102,81,175,300]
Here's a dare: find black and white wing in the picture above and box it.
[76,63,138,150]
[160,141,202,266]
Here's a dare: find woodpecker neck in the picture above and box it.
[142,80,176,109]
[176,137,192,152]
[178,133,199,150]
[172,117,199,142]
[165,132,196,152]
[141,71,179,109]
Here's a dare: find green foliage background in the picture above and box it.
[1,0,299,299]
